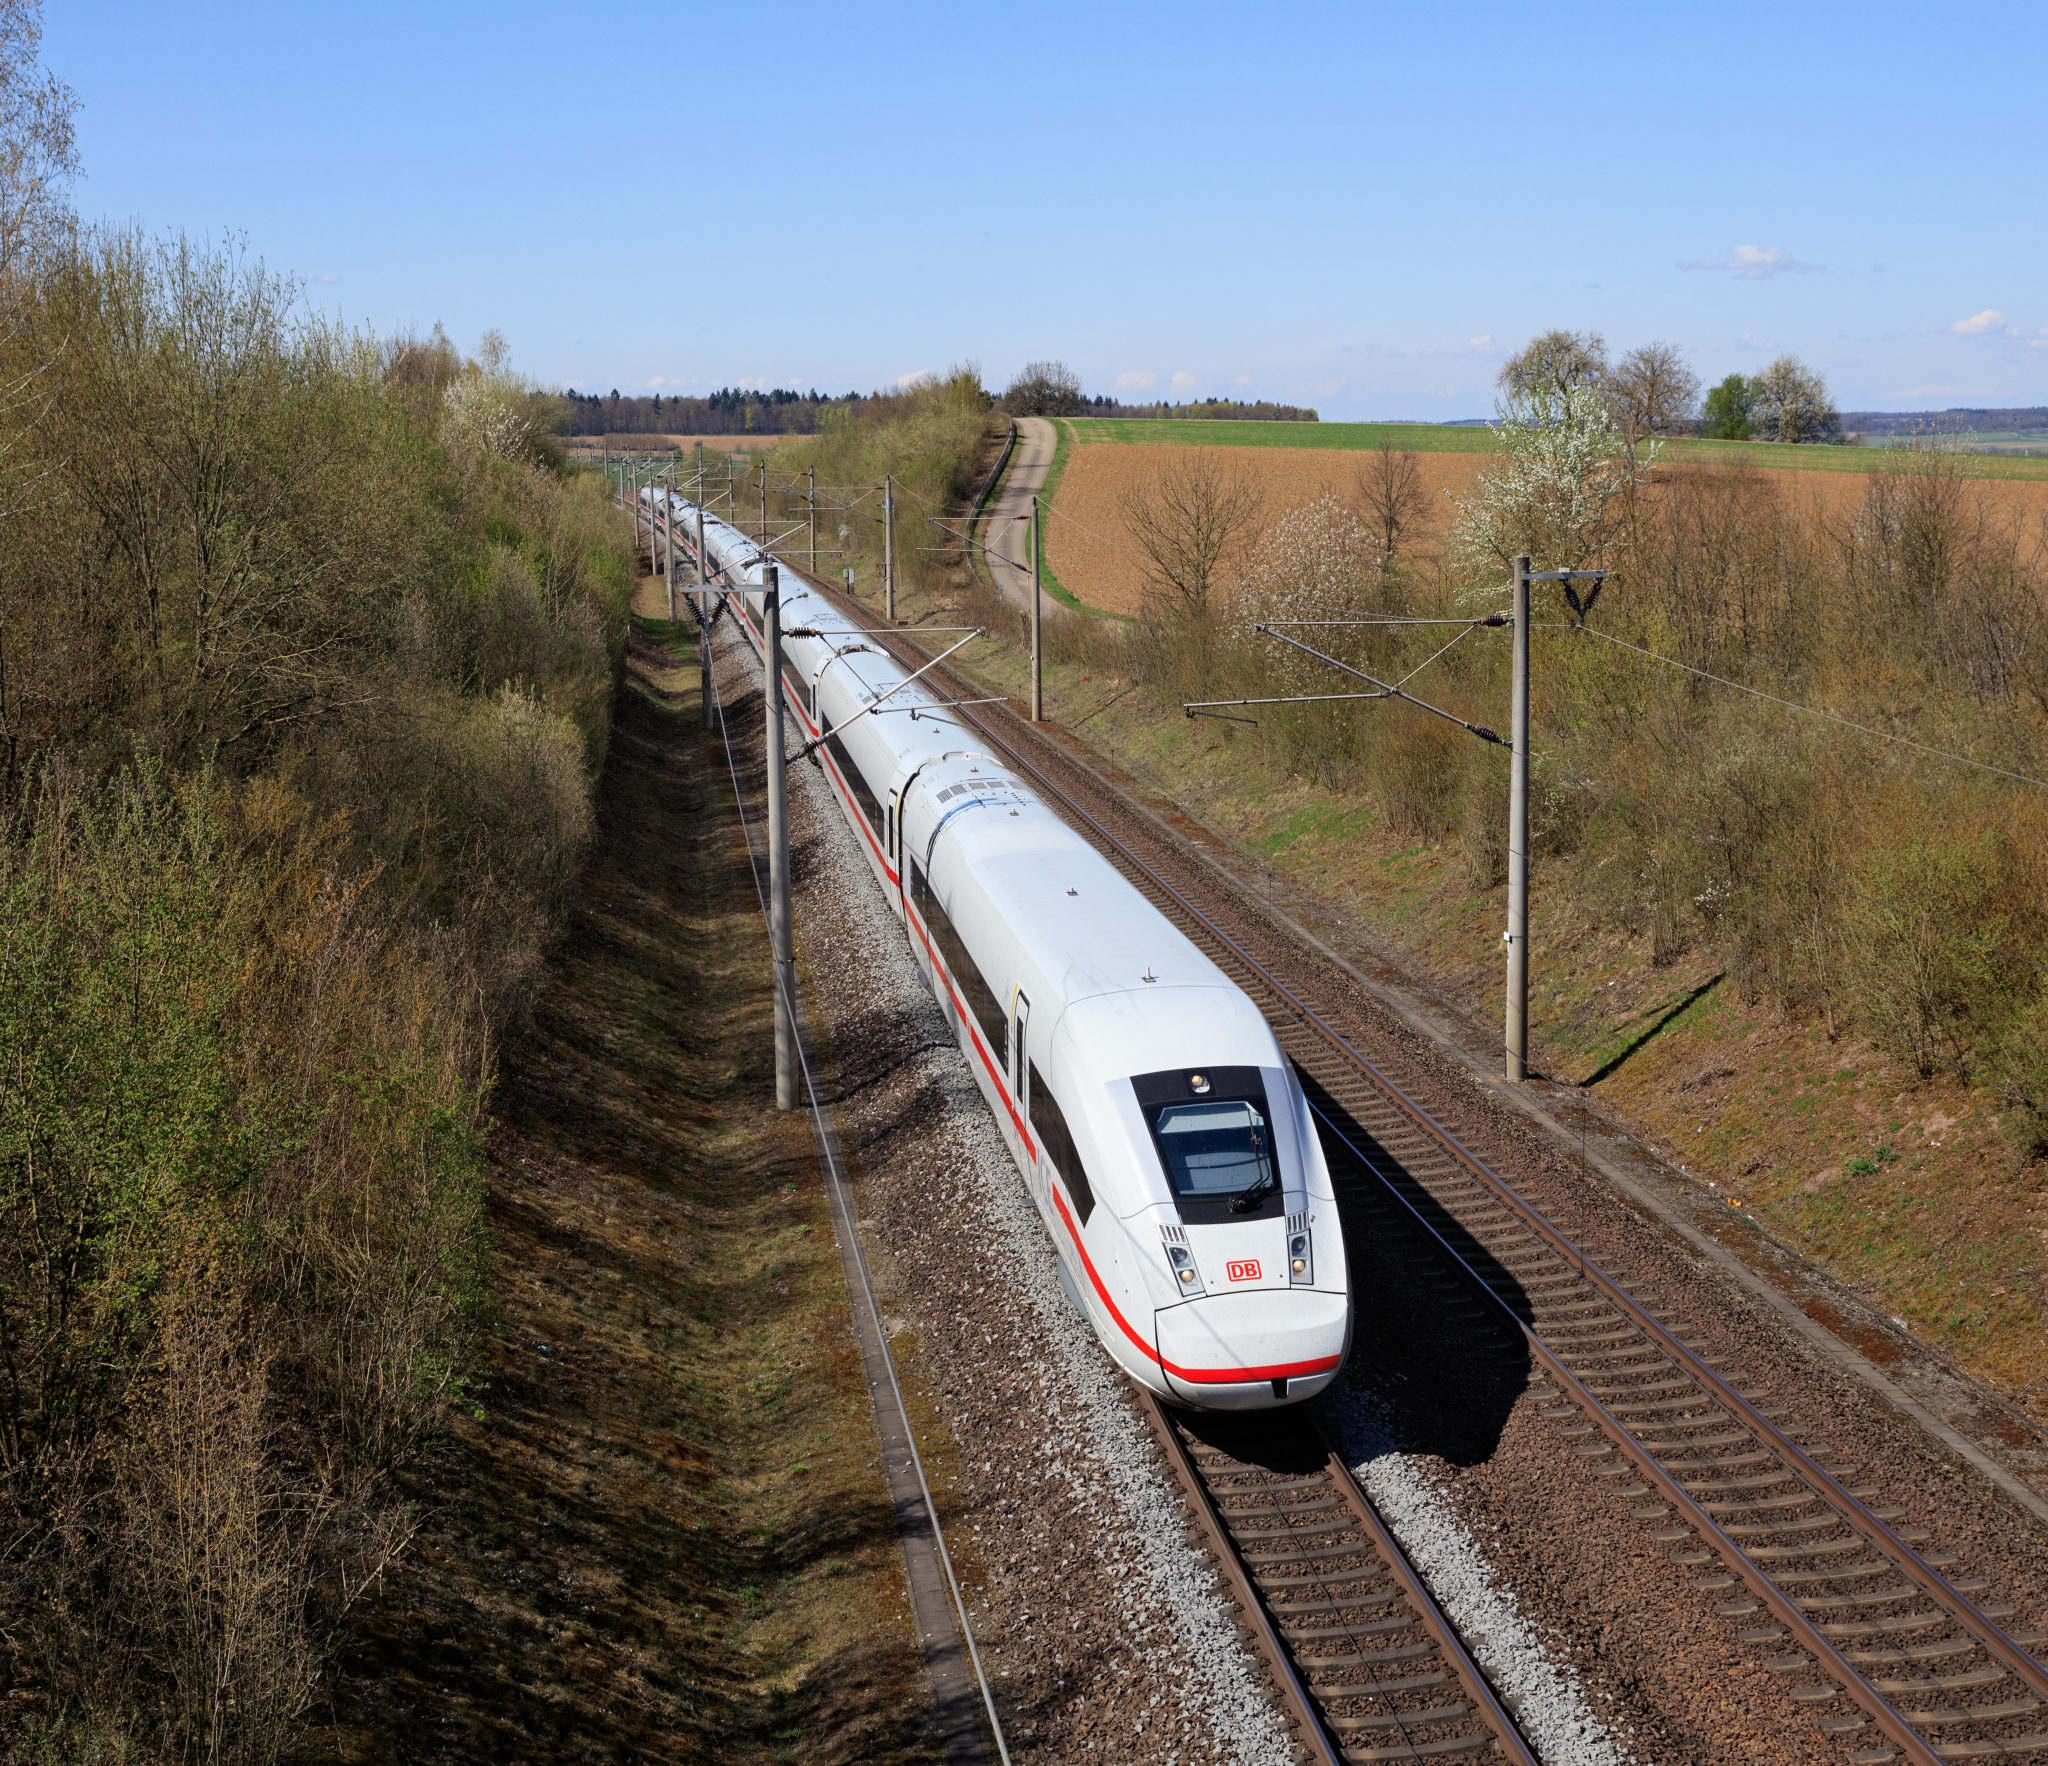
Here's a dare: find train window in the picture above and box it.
[912,862,1007,1055]
[819,714,883,837]
[1148,1100,1274,1201]
[1130,1067,1282,1222]
[780,648,808,710]
[1029,1061,1094,1225]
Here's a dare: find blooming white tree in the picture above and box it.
[1232,493,1387,690]
[442,340,535,463]
[1448,379,1658,599]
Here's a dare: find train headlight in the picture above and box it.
[1166,1244,1203,1294]
[1288,1231,1313,1286]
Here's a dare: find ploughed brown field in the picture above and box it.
[1046,441,2048,616]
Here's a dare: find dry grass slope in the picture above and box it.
[321,601,934,1766]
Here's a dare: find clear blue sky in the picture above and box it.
[45,0,2048,421]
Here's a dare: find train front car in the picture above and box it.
[898,757,1352,1413]
[1048,971,1351,1410]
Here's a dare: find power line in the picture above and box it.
[1541,757,2048,979]
[1562,623,2048,792]
[1162,705,2035,1106]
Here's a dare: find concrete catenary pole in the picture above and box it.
[1505,553,1531,1083]
[1030,495,1043,722]
[663,463,676,622]
[762,563,797,1109]
[883,473,896,622]
[697,503,712,733]
[808,465,817,577]
[759,456,768,545]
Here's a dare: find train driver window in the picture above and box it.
[1149,1100,1273,1200]
[1131,1067,1282,1222]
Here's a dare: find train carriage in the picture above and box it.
[656,486,1350,1409]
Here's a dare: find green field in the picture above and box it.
[1063,418,1499,451]
[1064,417,2048,482]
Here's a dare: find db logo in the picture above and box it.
[1225,1259,1261,1283]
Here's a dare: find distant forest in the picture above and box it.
[1844,406,2048,435]
[557,386,864,435]
[1072,395,1319,421]
[556,384,1320,435]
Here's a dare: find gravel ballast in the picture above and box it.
[721,626,1293,1764]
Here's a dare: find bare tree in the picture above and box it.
[1609,342,1700,442]
[0,0,76,275]
[1002,359,1084,417]
[1355,441,1423,565]
[1497,328,1608,401]
[1750,355,1841,444]
[1118,450,1264,619]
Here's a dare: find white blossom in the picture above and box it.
[1447,381,1657,600]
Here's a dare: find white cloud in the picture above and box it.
[1678,244,1822,279]
[1467,333,1492,350]
[1170,370,1198,391]
[312,274,337,284]
[1113,370,1156,392]
[893,370,930,388]
[647,375,667,387]
[1234,374,1252,386]
[1949,309,2007,336]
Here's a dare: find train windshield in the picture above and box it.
[1149,1100,1273,1198]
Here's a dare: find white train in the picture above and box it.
[653,487,1350,1409]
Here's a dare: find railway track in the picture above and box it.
[1141,1394,1534,1764]
[763,565,2048,1766]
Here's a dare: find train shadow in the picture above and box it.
[1290,1069,1534,1474]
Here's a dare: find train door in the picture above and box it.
[1010,991,1030,1102]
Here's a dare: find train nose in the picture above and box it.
[1155,1289,1349,1410]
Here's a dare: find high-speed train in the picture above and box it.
[649,487,1350,1409]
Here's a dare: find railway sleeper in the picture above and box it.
[1341,1731,1497,1761]
[1930,1733,2048,1760]
[1244,1540,1377,1569]
[1268,1586,1403,1617]
[1316,1669,1454,1698]
[1328,1703,1473,1731]
[1260,1564,1394,1593]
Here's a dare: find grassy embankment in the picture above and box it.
[885,432,2048,1420]
[324,597,936,1765]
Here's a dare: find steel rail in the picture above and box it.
[1140,1393,1537,1766]
[1140,1396,1345,1766]
[1306,1099,1939,1766]
[717,533,2048,1762]
[763,576,2037,1764]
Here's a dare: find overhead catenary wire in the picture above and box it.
[1562,622,2048,792]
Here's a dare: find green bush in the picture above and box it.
[0,232,632,1760]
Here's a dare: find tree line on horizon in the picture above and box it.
[1496,329,1845,444]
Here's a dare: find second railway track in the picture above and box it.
[769,564,2048,1766]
